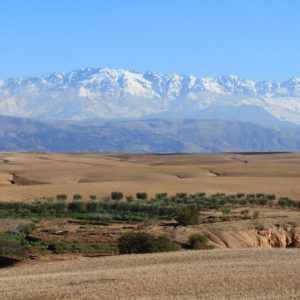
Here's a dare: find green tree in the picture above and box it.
[68,201,85,213]
[73,194,82,201]
[175,207,199,226]
[118,232,176,254]
[136,192,148,201]
[111,192,124,201]
[189,234,211,250]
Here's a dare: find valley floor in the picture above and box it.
[1,249,300,299]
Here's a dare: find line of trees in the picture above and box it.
[0,191,296,224]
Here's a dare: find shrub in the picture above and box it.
[175,207,199,226]
[47,243,58,253]
[136,192,148,200]
[278,197,293,207]
[267,194,276,201]
[237,193,245,198]
[0,239,26,259]
[240,209,249,217]
[154,235,177,252]
[73,194,82,201]
[155,193,168,201]
[118,232,176,254]
[259,198,268,205]
[189,234,211,250]
[253,210,260,219]
[52,201,67,213]
[46,197,55,203]
[221,206,231,215]
[89,195,97,201]
[56,194,67,201]
[176,193,187,198]
[111,192,123,201]
[17,223,36,237]
[118,232,156,254]
[86,201,98,212]
[195,192,206,197]
[126,196,133,202]
[68,201,85,213]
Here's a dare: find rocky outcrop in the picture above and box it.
[256,224,300,248]
[158,221,300,249]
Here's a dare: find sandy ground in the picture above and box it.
[1,152,300,201]
[0,249,299,299]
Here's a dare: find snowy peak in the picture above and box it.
[0,67,300,125]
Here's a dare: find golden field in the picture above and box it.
[1,152,300,201]
[1,249,300,300]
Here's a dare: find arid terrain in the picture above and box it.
[2,152,300,299]
[1,249,300,300]
[1,152,300,201]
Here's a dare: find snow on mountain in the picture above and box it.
[1,67,300,125]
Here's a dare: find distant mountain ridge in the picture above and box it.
[1,115,300,153]
[1,67,300,125]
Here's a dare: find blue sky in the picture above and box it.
[0,0,299,81]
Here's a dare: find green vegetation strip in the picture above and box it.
[0,233,116,254]
[0,192,295,223]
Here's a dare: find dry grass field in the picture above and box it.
[1,152,300,201]
[1,249,300,300]
[1,152,300,299]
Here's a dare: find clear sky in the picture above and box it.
[0,0,299,81]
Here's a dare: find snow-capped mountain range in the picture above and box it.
[1,67,300,125]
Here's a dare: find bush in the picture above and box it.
[221,206,231,215]
[240,209,249,217]
[154,235,177,252]
[267,194,276,201]
[47,243,58,253]
[118,232,176,254]
[68,201,85,213]
[89,195,97,201]
[126,196,133,202]
[189,234,211,250]
[176,193,187,198]
[155,193,168,201]
[52,201,67,213]
[118,232,156,254]
[278,197,293,207]
[56,194,67,201]
[0,239,26,259]
[175,207,199,226]
[73,194,82,201]
[111,192,123,201]
[86,201,98,212]
[253,210,260,219]
[17,223,36,237]
[136,192,148,200]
